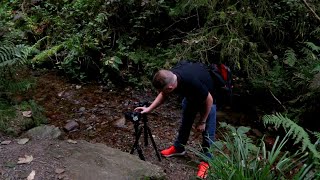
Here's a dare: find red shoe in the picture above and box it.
[160,145,186,157]
[197,161,209,179]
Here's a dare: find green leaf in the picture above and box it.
[237,126,251,135]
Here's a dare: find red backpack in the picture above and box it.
[208,63,233,108]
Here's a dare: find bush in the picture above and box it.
[188,122,317,179]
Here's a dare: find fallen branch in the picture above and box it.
[269,89,287,111]
[301,0,320,22]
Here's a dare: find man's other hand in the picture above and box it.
[196,123,206,132]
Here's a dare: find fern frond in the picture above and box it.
[263,113,320,159]
[6,79,34,93]
[284,48,297,67]
[310,27,320,37]
[0,45,15,63]
[304,42,320,53]
[314,132,320,140]
[0,43,33,68]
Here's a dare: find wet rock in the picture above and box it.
[64,121,79,132]
[26,125,62,140]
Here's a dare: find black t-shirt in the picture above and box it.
[170,61,214,104]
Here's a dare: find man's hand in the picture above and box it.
[197,123,206,132]
[134,106,151,114]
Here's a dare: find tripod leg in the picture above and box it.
[137,145,145,161]
[130,127,142,154]
[147,126,161,162]
[130,126,146,161]
[144,121,148,146]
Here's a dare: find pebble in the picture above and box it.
[55,168,65,174]
[64,121,79,132]
[17,138,29,145]
[1,140,12,145]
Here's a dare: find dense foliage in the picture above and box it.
[0,0,319,178]
[1,0,319,124]
[190,121,319,179]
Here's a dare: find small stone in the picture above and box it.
[17,138,29,145]
[64,121,79,132]
[55,155,63,159]
[25,125,62,140]
[58,91,65,97]
[75,85,81,89]
[67,139,77,144]
[58,174,68,179]
[98,104,105,108]
[55,168,65,174]
[113,117,126,128]
[1,140,12,145]
[79,107,86,112]
[22,111,32,118]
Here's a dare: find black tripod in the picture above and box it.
[130,114,161,161]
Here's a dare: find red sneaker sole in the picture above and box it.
[161,151,186,157]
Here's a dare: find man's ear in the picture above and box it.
[167,85,175,91]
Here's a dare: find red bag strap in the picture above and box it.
[219,64,228,81]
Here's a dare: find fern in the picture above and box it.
[315,132,320,141]
[305,42,320,53]
[263,113,320,159]
[0,43,33,68]
[284,48,297,67]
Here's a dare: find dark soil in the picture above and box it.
[30,70,216,179]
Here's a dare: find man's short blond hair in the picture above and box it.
[152,70,175,90]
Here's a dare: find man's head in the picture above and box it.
[152,70,177,94]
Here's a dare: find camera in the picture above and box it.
[125,111,142,123]
[124,101,149,124]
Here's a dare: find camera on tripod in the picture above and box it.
[123,101,161,162]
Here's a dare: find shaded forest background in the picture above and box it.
[0,0,320,178]
[2,0,320,123]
